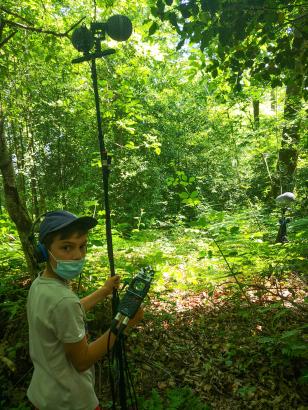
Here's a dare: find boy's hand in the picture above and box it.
[102,275,120,296]
[128,307,144,328]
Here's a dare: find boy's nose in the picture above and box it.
[73,249,84,259]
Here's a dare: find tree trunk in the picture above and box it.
[0,111,38,277]
[11,121,26,201]
[270,89,277,112]
[27,121,39,218]
[252,99,260,130]
[275,31,306,194]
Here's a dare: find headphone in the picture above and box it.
[29,213,49,263]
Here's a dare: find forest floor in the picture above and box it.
[1,211,307,409]
[94,275,307,410]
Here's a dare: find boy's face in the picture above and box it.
[49,232,88,263]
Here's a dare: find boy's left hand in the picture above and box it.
[102,275,121,295]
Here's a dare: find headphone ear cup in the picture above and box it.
[35,243,49,263]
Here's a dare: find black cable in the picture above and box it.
[123,350,135,409]
[122,337,138,410]
[107,330,117,410]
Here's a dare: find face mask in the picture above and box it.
[48,251,85,280]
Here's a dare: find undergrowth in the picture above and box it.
[0,208,307,409]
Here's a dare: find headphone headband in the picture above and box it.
[29,213,48,263]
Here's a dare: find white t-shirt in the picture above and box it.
[27,275,99,410]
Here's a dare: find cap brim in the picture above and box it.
[47,216,98,235]
[74,216,98,230]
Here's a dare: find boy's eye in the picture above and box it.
[61,245,87,252]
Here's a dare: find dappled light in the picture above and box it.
[0,0,307,409]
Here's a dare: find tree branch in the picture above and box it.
[225,3,308,12]
[286,12,308,22]
[3,16,86,39]
[0,31,17,49]
[0,6,34,25]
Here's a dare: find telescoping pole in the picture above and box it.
[71,16,134,409]
[90,56,127,410]
[90,58,119,315]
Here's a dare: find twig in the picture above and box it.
[212,237,253,307]
[134,357,174,377]
[248,283,307,311]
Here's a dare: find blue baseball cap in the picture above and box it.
[39,210,98,242]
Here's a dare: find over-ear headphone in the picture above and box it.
[29,213,49,263]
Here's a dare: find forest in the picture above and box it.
[0,1,307,409]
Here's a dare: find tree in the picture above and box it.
[149,0,307,194]
[0,2,89,275]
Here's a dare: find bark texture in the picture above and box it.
[275,31,306,195]
[0,111,38,277]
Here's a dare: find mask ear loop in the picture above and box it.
[77,244,88,295]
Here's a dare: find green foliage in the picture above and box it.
[0,212,25,272]
[140,387,210,410]
[259,325,308,361]
[0,2,307,409]
[150,0,307,90]
[0,268,30,409]
[0,208,307,408]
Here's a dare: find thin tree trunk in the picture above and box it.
[18,124,26,199]
[27,121,39,218]
[275,31,306,194]
[271,89,277,112]
[252,99,260,130]
[0,111,38,277]
[0,177,2,214]
[11,121,26,201]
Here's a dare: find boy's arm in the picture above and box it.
[80,275,120,312]
[80,287,109,312]
[64,308,144,372]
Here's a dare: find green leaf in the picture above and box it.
[190,191,199,198]
[179,192,189,199]
[149,22,159,36]
[230,226,240,235]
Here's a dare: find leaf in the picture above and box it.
[178,5,191,19]
[181,173,188,181]
[179,192,189,199]
[176,39,185,50]
[190,191,199,198]
[125,141,138,150]
[230,226,240,235]
[149,22,159,36]
[167,11,178,28]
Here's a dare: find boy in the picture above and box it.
[27,210,143,410]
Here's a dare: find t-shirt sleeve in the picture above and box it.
[51,297,86,343]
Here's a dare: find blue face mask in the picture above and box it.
[49,251,85,280]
